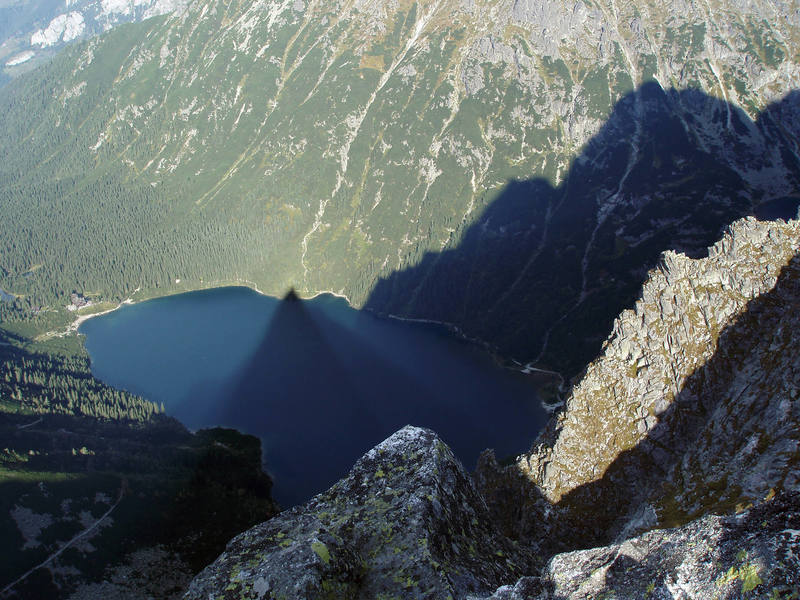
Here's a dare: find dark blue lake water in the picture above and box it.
[80,287,546,506]
[754,196,800,221]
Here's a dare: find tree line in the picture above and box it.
[0,343,162,421]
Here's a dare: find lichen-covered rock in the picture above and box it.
[184,426,537,600]
[485,491,800,599]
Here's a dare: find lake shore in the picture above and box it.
[58,281,352,339]
[37,299,136,341]
[68,299,135,334]
[38,279,564,413]
[39,279,275,340]
[379,311,565,387]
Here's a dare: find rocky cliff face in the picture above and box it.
[476,216,800,550]
[187,216,800,598]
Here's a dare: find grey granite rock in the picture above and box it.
[485,491,800,599]
[185,426,536,600]
[186,429,800,600]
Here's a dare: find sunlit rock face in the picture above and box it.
[30,12,86,47]
[25,0,184,48]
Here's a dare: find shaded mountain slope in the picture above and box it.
[366,86,800,375]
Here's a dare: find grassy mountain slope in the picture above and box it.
[1,0,798,374]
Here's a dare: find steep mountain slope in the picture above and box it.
[1,0,798,374]
[0,0,183,82]
[476,216,800,552]
[0,413,279,599]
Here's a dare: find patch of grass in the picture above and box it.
[0,467,83,484]
[312,541,331,565]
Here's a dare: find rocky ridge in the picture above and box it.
[185,435,800,599]
[187,216,800,598]
[185,426,538,600]
[476,216,800,549]
[518,216,798,499]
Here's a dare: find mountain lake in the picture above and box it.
[80,286,546,506]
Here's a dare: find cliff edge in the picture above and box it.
[185,426,537,599]
[477,216,800,552]
[186,216,800,598]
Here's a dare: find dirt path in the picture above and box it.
[1,487,124,595]
[15,417,43,430]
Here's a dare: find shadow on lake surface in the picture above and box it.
[212,290,546,506]
[81,288,546,507]
[80,83,800,508]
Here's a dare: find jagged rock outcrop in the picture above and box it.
[185,429,800,600]
[185,426,537,600]
[486,491,800,599]
[476,216,800,550]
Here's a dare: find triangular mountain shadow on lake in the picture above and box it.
[210,294,381,506]
[211,292,550,507]
[365,83,800,380]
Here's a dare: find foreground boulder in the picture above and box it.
[185,426,536,599]
[186,426,800,600]
[487,491,800,599]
